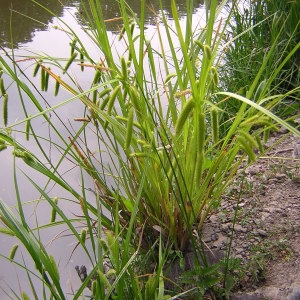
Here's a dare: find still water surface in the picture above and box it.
[0,0,206,297]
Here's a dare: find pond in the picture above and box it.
[0,0,208,297]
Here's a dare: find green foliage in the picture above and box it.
[220,0,300,122]
[0,0,299,298]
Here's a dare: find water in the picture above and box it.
[0,0,206,297]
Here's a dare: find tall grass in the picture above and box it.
[220,0,300,121]
[0,0,299,298]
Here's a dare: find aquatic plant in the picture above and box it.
[0,0,299,298]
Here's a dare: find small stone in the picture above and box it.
[261,212,270,222]
[221,223,232,232]
[211,233,218,241]
[212,234,227,249]
[275,173,287,180]
[235,247,244,254]
[234,224,243,232]
[241,226,248,233]
[203,236,212,243]
[209,215,219,224]
[257,229,268,237]
[293,143,300,158]
[268,178,279,184]
[278,126,289,134]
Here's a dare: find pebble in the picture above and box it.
[235,247,244,254]
[209,215,219,223]
[211,233,218,241]
[275,174,287,180]
[221,222,232,232]
[261,212,270,222]
[257,229,268,237]
[212,234,227,249]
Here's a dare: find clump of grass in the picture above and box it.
[220,0,300,121]
[0,0,299,298]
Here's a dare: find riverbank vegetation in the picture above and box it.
[0,0,299,298]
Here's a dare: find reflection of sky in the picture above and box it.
[0,2,209,298]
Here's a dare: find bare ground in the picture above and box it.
[218,131,300,299]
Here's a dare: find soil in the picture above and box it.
[200,130,300,299]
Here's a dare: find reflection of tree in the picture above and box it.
[0,0,73,48]
[77,0,204,33]
[0,0,204,48]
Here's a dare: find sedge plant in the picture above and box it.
[0,0,300,298]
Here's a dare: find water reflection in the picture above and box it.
[78,0,204,32]
[0,0,204,48]
[0,0,73,48]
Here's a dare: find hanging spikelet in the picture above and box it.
[175,98,195,135]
